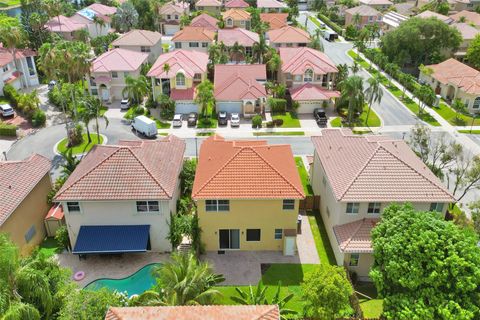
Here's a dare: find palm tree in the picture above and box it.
[122,75,150,104]
[340,75,364,126]
[93,15,106,37]
[0,26,25,87]
[364,75,383,127]
[253,34,268,63]
[85,96,109,142]
[195,80,215,117]
[229,42,245,64]
[334,64,348,89]
[349,61,360,74]
[112,2,139,32]
[310,30,324,51]
[43,0,62,33]
[59,149,80,177]
[352,13,361,29]
[266,50,281,81]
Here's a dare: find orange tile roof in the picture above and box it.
[172,26,216,42]
[333,218,379,253]
[290,83,340,101]
[105,305,280,320]
[192,135,305,199]
[222,8,251,21]
[112,29,162,46]
[267,26,310,44]
[214,64,267,100]
[311,129,454,202]
[450,10,480,27]
[1,154,51,226]
[425,58,480,95]
[55,136,185,201]
[279,47,337,75]
[45,203,64,221]
[225,0,250,8]
[190,13,219,31]
[260,13,288,30]
[148,49,208,78]
[218,28,260,47]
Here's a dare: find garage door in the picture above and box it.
[164,25,179,36]
[175,101,199,114]
[297,101,322,114]
[217,101,242,113]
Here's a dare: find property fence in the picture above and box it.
[299,195,320,211]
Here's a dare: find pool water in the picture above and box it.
[84,263,161,297]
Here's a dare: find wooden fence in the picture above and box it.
[299,195,320,211]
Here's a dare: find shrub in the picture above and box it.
[266,121,275,128]
[252,115,262,128]
[145,96,158,109]
[268,98,287,114]
[55,225,71,251]
[199,117,212,126]
[0,122,17,136]
[134,105,145,116]
[273,118,284,127]
[317,13,343,35]
[68,123,84,147]
[30,109,46,128]
[3,84,19,107]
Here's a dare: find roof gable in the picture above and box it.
[222,8,251,20]
[225,0,250,8]
[267,26,310,43]
[218,28,260,46]
[92,48,148,72]
[112,29,162,46]
[190,13,219,30]
[214,64,267,100]
[260,13,288,29]
[147,49,208,78]
[196,0,222,7]
[172,26,216,41]
[279,47,338,75]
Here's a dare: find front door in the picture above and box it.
[161,79,171,96]
[101,87,109,101]
[284,236,295,256]
[219,229,240,250]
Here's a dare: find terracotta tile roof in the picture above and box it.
[147,49,208,78]
[267,26,310,44]
[333,218,379,253]
[159,1,189,15]
[45,15,87,33]
[54,136,185,201]
[425,58,480,95]
[416,10,453,23]
[359,0,392,5]
[218,28,259,47]
[452,22,480,40]
[190,13,219,31]
[257,0,287,9]
[0,45,36,67]
[92,48,148,73]
[345,5,380,16]
[290,83,340,101]
[192,135,304,199]
[311,129,454,202]
[105,305,280,320]
[225,0,250,8]
[450,10,480,27]
[279,47,337,75]
[87,3,117,15]
[196,0,222,7]
[172,26,215,42]
[222,8,251,21]
[260,13,288,30]
[112,29,162,47]
[45,204,64,221]
[214,64,267,100]
[0,154,51,226]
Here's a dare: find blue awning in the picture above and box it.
[73,225,150,254]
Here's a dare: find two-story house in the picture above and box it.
[159,1,190,36]
[111,29,163,64]
[451,23,480,59]
[0,154,52,256]
[89,48,149,103]
[192,135,305,254]
[54,136,186,254]
[222,9,252,30]
[195,0,222,14]
[257,0,287,13]
[224,0,250,9]
[44,15,88,41]
[278,47,339,113]
[344,5,382,28]
[214,64,267,117]
[260,13,288,30]
[217,28,259,62]
[172,27,215,52]
[147,49,209,114]
[190,13,219,31]
[266,26,311,48]
[359,0,392,11]
[0,44,39,93]
[310,129,454,280]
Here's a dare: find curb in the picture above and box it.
[53,134,108,157]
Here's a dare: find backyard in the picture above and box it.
[294,157,313,196]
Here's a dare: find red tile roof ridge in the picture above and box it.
[341,217,371,252]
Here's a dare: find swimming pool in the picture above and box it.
[84,263,161,297]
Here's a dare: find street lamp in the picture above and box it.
[470,113,477,134]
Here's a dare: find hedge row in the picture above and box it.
[268,98,287,113]
[317,13,343,35]
[0,122,17,136]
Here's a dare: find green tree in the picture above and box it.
[364,75,383,127]
[339,75,364,126]
[112,2,139,32]
[466,34,480,69]
[194,80,215,118]
[180,159,197,195]
[414,84,435,114]
[252,34,269,64]
[452,98,467,122]
[229,41,245,64]
[334,64,348,89]
[122,75,149,104]
[370,204,480,320]
[79,96,109,143]
[0,26,26,87]
[302,264,353,319]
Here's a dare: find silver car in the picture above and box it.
[172,114,183,127]
[0,104,14,117]
[120,98,130,110]
[230,113,240,127]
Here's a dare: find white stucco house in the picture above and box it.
[0,44,39,93]
[54,136,186,254]
[111,29,163,64]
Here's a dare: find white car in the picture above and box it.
[0,104,14,117]
[120,98,130,110]
[172,114,183,127]
[230,113,240,127]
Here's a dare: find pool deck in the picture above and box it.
[56,252,171,288]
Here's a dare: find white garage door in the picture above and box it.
[297,101,322,114]
[164,25,180,36]
[175,101,199,114]
[217,101,242,113]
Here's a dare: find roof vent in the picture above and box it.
[8,185,12,189]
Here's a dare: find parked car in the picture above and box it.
[187,112,198,127]
[120,98,130,110]
[218,111,228,126]
[0,104,14,117]
[314,108,327,126]
[173,114,183,127]
[131,115,157,138]
[230,113,240,127]
[48,80,57,91]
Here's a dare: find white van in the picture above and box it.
[131,115,157,138]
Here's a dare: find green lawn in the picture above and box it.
[57,133,103,155]
[38,237,62,258]
[0,97,9,104]
[433,102,480,126]
[0,0,20,7]
[355,282,383,318]
[330,105,381,128]
[123,106,145,120]
[215,264,317,315]
[307,212,336,266]
[308,16,325,29]
[150,116,170,129]
[197,131,215,136]
[253,131,304,136]
[458,130,480,134]
[197,117,218,129]
[294,157,313,196]
[272,112,301,128]
[99,106,108,116]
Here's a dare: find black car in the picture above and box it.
[218,111,228,126]
[314,108,327,126]
[187,112,198,127]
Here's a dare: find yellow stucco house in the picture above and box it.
[192,135,305,254]
[0,154,52,255]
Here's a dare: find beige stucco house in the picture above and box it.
[310,130,454,281]
[195,0,222,14]
[159,1,190,36]
[222,9,252,30]
[267,26,311,48]
[359,0,392,10]
[112,29,163,63]
[192,135,305,254]
[54,137,186,254]
[0,154,52,255]
[447,0,480,13]
[344,5,382,28]
[172,26,215,52]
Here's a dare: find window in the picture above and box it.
[367,202,381,214]
[141,46,150,53]
[274,228,283,240]
[349,253,359,266]
[114,45,119,49]
[194,73,202,80]
[294,75,302,82]
[240,20,245,25]
[2,65,8,72]
[346,202,359,214]
[176,73,185,86]
[283,199,295,210]
[111,71,118,78]
[322,74,328,86]
[175,15,179,19]
[316,75,322,81]
[26,56,35,75]
[246,229,261,241]
[189,42,199,47]
[473,97,480,109]
[155,78,161,86]
[91,88,98,95]
[304,69,313,82]
[430,203,444,212]
[245,47,252,56]
[206,200,230,212]
[326,206,330,218]
[24,225,36,243]
[167,14,171,19]
[286,43,293,47]
[67,202,80,212]
[226,18,233,26]
[124,72,130,78]
[286,73,292,80]
[136,201,160,212]
[202,42,208,48]
[175,42,182,49]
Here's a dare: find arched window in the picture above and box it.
[304,69,313,82]
[474,97,480,110]
[176,73,185,87]
[226,18,233,26]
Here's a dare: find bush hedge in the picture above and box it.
[317,13,343,35]
[3,84,19,108]
[31,109,46,127]
[252,115,262,128]
[268,98,287,113]
[0,122,17,136]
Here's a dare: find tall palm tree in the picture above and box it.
[252,34,268,64]
[364,75,383,127]
[85,96,109,142]
[340,75,364,126]
[349,61,360,74]
[266,50,281,81]
[59,149,80,177]
[229,42,244,64]
[195,79,215,117]
[122,75,150,104]
[352,13,361,29]
[43,0,62,33]
[334,64,348,89]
